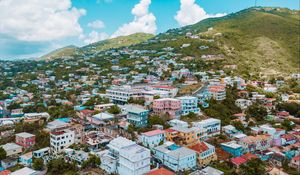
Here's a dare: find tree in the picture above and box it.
[232,121,245,132]
[108,105,121,114]
[82,154,101,169]
[245,104,268,122]
[240,158,266,175]
[47,158,77,175]
[277,102,300,117]
[32,158,44,170]
[0,147,6,160]
[281,119,294,131]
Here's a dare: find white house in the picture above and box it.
[140,129,166,148]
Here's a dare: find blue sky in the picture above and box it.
[0,0,299,59]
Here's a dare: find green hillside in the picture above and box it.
[134,7,300,78]
[41,33,154,60]
[82,33,154,52]
[40,45,78,60]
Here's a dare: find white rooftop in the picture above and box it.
[11,167,36,175]
[15,132,35,138]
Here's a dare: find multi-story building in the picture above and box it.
[141,129,166,148]
[151,85,178,98]
[165,127,199,146]
[153,141,197,172]
[208,85,226,101]
[192,118,221,141]
[238,135,272,153]
[177,96,200,115]
[106,86,142,104]
[15,132,36,149]
[103,137,151,175]
[125,105,149,128]
[153,98,181,118]
[289,155,300,170]
[168,119,189,128]
[50,129,75,154]
[188,142,217,167]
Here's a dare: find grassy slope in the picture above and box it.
[134,7,300,77]
[41,33,154,60]
[81,33,154,52]
[40,45,78,60]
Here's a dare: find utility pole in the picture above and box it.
[255,0,257,7]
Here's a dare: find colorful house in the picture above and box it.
[165,127,198,146]
[238,135,272,153]
[15,132,36,149]
[188,142,217,167]
[125,105,149,128]
[221,141,243,157]
[19,152,33,166]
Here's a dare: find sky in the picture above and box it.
[0,0,299,59]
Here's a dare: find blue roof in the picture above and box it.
[167,144,181,151]
[0,167,4,171]
[56,118,71,123]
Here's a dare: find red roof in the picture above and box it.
[152,85,175,90]
[277,111,289,117]
[281,134,296,140]
[80,109,94,115]
[242,153,258,160]
[233,113,246,117]
[231,157,247,166]
[165,129,176,133]
[142,129,165,137]
[145,168,175,175]
[188,142,209,153]
[0,170,11,175]
[293,155,300,161]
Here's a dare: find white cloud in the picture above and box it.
[0,0,86,42]
[111,0,156,38]
[88,20,105,29]
[82,31,109,44]
[175,0,226,26]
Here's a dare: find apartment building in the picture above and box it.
[125,105,149,128]
[103,137,151,175]
[177,96,200,115]
[192,118,221,141]
[106,86,142,104]
[50,129,75,154]
[153,98,181,118]
[208,85,226,101]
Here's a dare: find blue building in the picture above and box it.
[177,96,200,115]
[125,105,149,127]
[221,141,243,157]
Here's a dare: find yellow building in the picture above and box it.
[188,142,217,167]
[165,127,199,146]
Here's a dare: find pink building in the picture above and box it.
[153,98,181,118]
[15,132,36,149]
